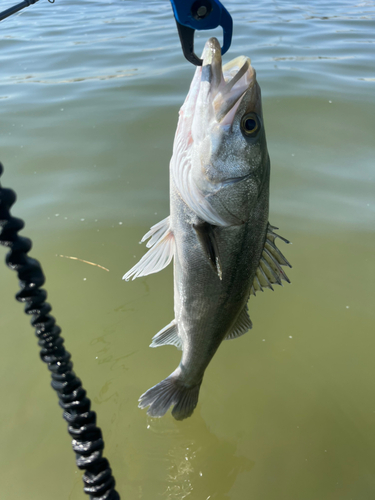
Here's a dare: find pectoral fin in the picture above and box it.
[193,222,222,280]
[225,305,252,340]
[251,224,292,295]
[123,216,175,281]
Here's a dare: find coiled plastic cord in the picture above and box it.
[0,162,120,500]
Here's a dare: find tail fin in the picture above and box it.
[138,372,201,421]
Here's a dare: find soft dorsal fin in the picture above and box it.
[251,223,292,295]
[150,320,182,350]
[193,222,222,280]
[123,216,175,281]
[225,304,252,340]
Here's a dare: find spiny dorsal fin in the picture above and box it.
[250,223,292,296]
[225,305,253,340]
[150,320,182,350]
[193,222,222,280]
[123,216,175,281]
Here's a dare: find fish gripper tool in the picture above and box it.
[170,0,233,65]
[0,161,120,500]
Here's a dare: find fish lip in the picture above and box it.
[201,37,223,90]
[202,37,222,67]
[200,38,255,124]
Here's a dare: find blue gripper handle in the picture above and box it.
[170,0,233,65]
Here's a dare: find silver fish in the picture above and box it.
[123,38,291,420]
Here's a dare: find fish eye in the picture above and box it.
[241,113,260,136]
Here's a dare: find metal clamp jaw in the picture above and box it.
[170,0,233,66]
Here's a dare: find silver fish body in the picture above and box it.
[124,38,290,420]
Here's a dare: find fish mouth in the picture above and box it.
[201,37,255,125]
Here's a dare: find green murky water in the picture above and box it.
[1,1,374,498]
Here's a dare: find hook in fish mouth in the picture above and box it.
[200,37,255,125]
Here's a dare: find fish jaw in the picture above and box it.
[170,37,267,227]
[189,37,257,176]
[191,38,255,134]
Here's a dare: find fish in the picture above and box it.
[123,37,291,420]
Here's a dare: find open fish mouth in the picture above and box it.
[200,37,255,126]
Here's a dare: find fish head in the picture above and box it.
[173,37,270,226]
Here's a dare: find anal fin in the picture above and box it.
[193,222,222,280]
[225,305,252,340]
[150,320,182,350]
